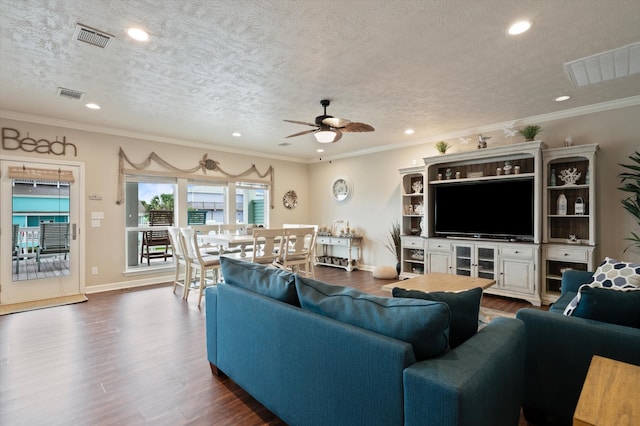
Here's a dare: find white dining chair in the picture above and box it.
[275,227,317,278]
[167,226,190,298]
[180,227,221,306]
[223,228,284,265]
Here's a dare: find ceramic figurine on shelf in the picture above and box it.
[445,168,452,179]
[477,135,490,149]
[504,161,513,175]
[411,180,423,194]
[550,169,557,186]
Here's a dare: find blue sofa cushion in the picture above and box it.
[564,257,640,316]
[220,256,299,305]
[392,286,482,348]
[295,275,450,360]
[572,286,640,328]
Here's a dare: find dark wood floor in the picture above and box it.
[0,266,542,425]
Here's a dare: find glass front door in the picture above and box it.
[1,159,82,304]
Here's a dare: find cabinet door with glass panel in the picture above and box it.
[453,243,497,280]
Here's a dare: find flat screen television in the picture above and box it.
[433,178,534,240]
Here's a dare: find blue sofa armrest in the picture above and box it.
[516,308,640,424]
[403,317,525,426]
[561,269,593,294]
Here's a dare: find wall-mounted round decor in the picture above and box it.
[330,176,353,204]
[283,190,298,209]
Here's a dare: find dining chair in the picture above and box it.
[250,228,285,264]
[276,227,317,278]
[180,227,221,306]
[167,226,189,298]
[221,228,284,265]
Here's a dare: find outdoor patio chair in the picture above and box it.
[36,222,70,271]
[140,210,173,266]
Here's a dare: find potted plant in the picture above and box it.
[618,151,640,252]
[435,141,451,154]
[385,222,401,272]
[519,125,542,141]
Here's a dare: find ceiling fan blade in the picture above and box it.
[285,128,318,138]
[340,122,375,132]
[332,129,343,142]
[322,117,351,128]
[283,119,317,127]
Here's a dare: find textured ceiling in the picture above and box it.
[1,0,639,161]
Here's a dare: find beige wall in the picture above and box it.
[308,104,640,267]
[1,118,309,291]
[2,103,639,292]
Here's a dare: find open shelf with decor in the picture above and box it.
[541,144,598,304]
[398,166,427,277]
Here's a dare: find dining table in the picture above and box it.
[199,233,255,257]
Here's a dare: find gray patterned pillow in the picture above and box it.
[563,257,640,316]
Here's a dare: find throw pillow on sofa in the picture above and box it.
[392,287,482,348]
[220,256,299,305]
[295,275,450,360]
[563,257,640,316]
[571,286,640,328]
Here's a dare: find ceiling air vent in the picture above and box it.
[73,23,114,48]
[57,87,85,100]
[565,41,640,87]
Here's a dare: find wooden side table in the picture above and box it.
[573,355,640,426]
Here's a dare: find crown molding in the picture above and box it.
[312,95,640,163]
[3,95,639,165]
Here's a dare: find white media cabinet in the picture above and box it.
[399,141,598,306]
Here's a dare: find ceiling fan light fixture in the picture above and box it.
[314,130,337,143]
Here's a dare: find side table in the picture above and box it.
[573,355,640,426]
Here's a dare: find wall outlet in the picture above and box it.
[91,267,98,275]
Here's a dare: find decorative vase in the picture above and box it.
[557,193,567,215]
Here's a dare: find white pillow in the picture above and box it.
[563,257,640,316]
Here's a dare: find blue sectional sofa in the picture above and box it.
[517,269,640,425]
[206,257,526,426]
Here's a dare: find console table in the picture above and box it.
[315,235,362,271]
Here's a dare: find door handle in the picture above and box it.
[72,223,77,240]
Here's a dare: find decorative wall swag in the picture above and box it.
[116,148,274,208]
[2,127,77,157]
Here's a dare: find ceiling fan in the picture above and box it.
[284,99,374,143]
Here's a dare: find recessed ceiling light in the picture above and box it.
[404,129,414,135]
[555,95,571,102]
[127,27,149,42]
[232,132,241,137]
[317,148,324,153]
[85,103,101,109]
[508,20,532,35]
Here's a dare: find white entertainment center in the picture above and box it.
[399,141,598,306]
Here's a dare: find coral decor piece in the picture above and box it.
[559,168,581,186]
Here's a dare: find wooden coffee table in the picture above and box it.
[381,272,496,293]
